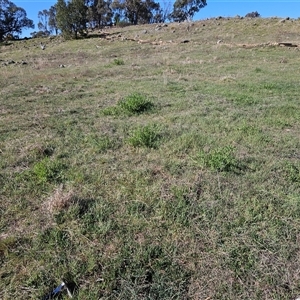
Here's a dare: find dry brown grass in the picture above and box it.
[43,184,75,214]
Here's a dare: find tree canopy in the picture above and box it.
[170,0,207,22]
[56,0,88,38]
[87,0,113,28]
[245,11,260,18]
[0,0,34,40]
[44,0,207,38]
[111,0,162,25]
[48,5,58,35]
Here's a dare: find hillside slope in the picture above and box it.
[1,18,300,299]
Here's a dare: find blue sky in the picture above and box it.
[14,0,300,38]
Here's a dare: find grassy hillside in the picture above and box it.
[1,17,300,299]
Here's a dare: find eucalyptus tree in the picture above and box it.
[0,0,34,40]
[170,0,207,22]
[111,0,161,25]
[48,5,59,35]
[87,0,113,28]
[56,0,88,38]
[38,9,50,35]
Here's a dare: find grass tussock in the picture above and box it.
[127,124,162,148]
[1,17,300,299]
[119,93,154,114]
[102,92,155,116]
[43,185,75,214]
[198,145,240,172]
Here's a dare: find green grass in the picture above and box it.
[118,93,154,114]
[102,92,155,116]
[127,124,162,148]
[32,157,67,184]
[198,145,240,172]
[1,17,300,299]
[112,58,125,65]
